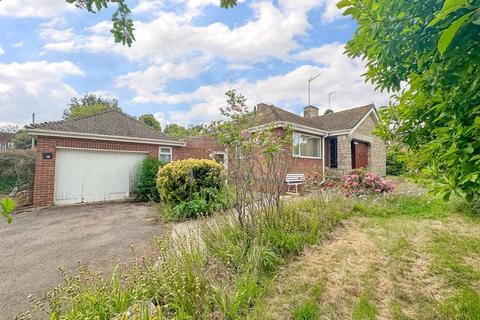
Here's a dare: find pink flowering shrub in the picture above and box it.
[341,170,394,197]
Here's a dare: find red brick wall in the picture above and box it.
[33,136,182,208]
[176,136,226,160]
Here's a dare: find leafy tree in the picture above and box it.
[12,131,32,149]
[63,93,122,120]
[139,114,161,131]
[162,124,206,138]
[340,0,480,201]
[65,0,239,46]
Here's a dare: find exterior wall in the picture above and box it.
[176,136,226,160]
[284,130,324,177]
[33,136,182,208]
[350,114,386,176]
[326,114,386,177]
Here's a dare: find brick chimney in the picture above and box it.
[255,103,269,113]
[304,105,319,118]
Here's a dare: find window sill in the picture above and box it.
[292,155,322,160]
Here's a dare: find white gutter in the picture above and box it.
[27,128,186,147]
[249,121,328,136]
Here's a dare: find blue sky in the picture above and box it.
[0,0,389,127]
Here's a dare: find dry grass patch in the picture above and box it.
[252,196,480,320]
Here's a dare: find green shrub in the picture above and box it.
[136,157,162,202]
[0,149,35,193]
[157,159,226,219]
[386,145,407,176]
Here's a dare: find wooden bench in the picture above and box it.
[285,173,305,194]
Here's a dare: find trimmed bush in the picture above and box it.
[157,159,226,219]
[136,157,162,202]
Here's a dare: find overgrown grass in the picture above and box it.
[20,196,348,319]
[251,193,480,320]
[20,193,480,319]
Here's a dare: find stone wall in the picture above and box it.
[324,114,386,177]
[350,114,386,176]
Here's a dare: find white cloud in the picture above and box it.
[12,42,24,48]
[126,43,389,125]
[228,63,254,71]
[40,27,75,42]
[0,0,73,18]
[0,61,84,124]
[43,1,314,64]
[0,46,4,55]
[115,56,212,103]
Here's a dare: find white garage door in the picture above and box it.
[54,149,147,205]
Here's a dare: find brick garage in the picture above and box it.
[28,110,187,208]
[32,136,185,207]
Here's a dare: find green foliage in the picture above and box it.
[157,159,226,219]
[138,114,161,131]
[136,157,162,202]
[430,287,480,319]
[350,195,455,219]
[0,176,18,194]
[0,149,35,190]
[162,123,206,138]
[340,0,480,202]
[66,0,240,46]
[386,145,408,176]
[292,301,319,320]
[1,197,14,223]
[66,0,135,46]
[63,93,122,120]
[12,131,32,149]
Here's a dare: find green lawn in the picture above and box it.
[250,196,480,320]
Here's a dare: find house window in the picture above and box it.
[329,137,338,168]
[7,142,14,149]
[159,147,172,163]
[293,132,322,158]
[211,151,228,169]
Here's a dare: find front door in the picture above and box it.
[352,141,369,169]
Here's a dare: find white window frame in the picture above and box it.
[7,142,14,149]
[292,132,322,159]
[211,151,228,169]
[158,146,172,163]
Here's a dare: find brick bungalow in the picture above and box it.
[251,103,386,179]
[27,110,225,208]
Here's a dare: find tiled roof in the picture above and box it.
[27,110,179,142]
[252,103,375,133]
[312,104,374,131]
[250,104,321,129]
[0,132,14,144]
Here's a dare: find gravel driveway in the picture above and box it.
[0,202,163,319]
